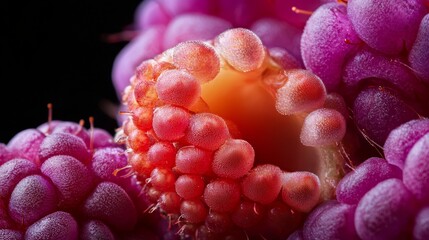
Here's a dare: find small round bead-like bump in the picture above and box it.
[147,187,162,203]
[134,80,158,107]
[127,87,142,110]
[335,157,402,205]
[132,107,153,131]
[127,129,151,152]
[204,179,241,213]
[9,175,58,226]
[175,146,213,175]
[173,41,220,83]
[158,191,181,214]
[185,113,230,151]
[128,152,153,176]
[0,158,39,199]
[403,133,429,204]
[82,182,137,231]
[269,47,302,70]
[80,220,115,240]
[152,105,190,141]
[241,164,283,205]
[384,119,429,170]
[25,211,78,240]
[122,118,136,136]
[0,229,23,240]
[38,132,90,163]
[281,171,321,213]
[150,168,176,191]
[303,200,358,240]
[155,69,201,108]
[355,179,416,240]
[8,129,45,163]
[413,207,429,240]
[300,108,346,147]
[41,155,94,208]
[135,59,156,81]
[175,174,205,199]
[275,69,326,115]
[147,142,176,168]
[214,28,266,72]
[323,92,349,118]
[205,211,234,234]
[181,199,208,224]
[212,139,255,179]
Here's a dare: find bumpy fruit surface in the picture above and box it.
[293,118,429,240]
[117,27,348,239]
[0,119,164,239]
[111,0,334,104]
[301,1,429,150]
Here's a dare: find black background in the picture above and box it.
[2,0,144,143]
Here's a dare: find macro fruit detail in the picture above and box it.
[117,27,348,239]
[0,119,163,239]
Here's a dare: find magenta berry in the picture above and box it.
[0,118,161,238]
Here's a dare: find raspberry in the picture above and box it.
[111,0,328,102]
[295,119,429,239]
[0,117,163,239]
[301,1,429,154]
[118,28,347,239]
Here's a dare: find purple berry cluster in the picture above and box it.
[0,119,164,240]
[301,1,429,148]
[111,0,335,102]
[291,119,429,240]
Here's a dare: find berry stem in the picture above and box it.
[291,7,313,15]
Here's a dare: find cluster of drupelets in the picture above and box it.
[292,119,429,240]
[116,26,349,239]
[301,0,429,148]
[1,0,428,239]
[112,0,330,100]
[113,0,429,239]
[0,118,164,239]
